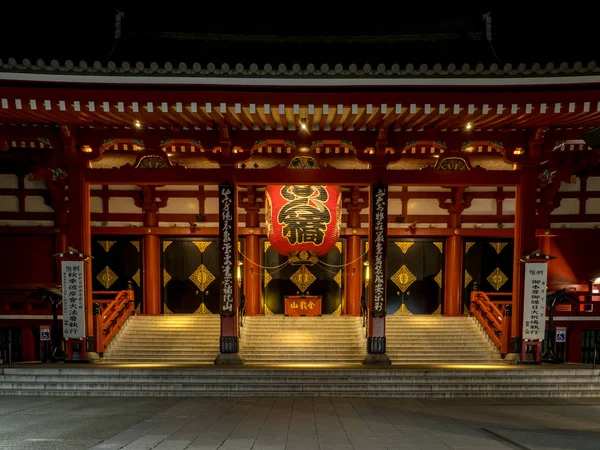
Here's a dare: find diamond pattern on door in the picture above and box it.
[189,264,216,292]
[391,265,416,293]
[487,267,508,291]
[96,266,118,289]
[290,265,316,293]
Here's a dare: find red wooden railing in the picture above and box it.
[92,289,135,354]
[470,291,512,354]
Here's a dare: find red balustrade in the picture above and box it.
[92,289,135,354]
[470,291,512,355]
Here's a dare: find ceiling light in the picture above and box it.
[300,118,308,131]
[465,122,472,130]
[134,120,142,129]
[514,148,524,155]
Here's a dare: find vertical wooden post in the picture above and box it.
[345,189,363,316]
[244,234,261,315]
[444,234,463,316]
[345,235,362,316]
[93,302,104,354]
[67,162,93,338]
[143,234,161,315]
[511,166,539,347]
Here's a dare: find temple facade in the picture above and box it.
[0,57,599,365]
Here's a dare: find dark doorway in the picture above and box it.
[386,239,444,315]
[92,238,143,311]
[161,238,220,314]
[462,239,514,313]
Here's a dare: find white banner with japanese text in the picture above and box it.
[61,260,85,339]
[523,262,547,340]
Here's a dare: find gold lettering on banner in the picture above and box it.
[487,267,508,291]
[290,265,316,293]
[132,269,140,286]
[189,264,216,292]
[433,242,443,253]
[434,270,443,288]
[193,241,212,253]
[130,241,140,252]
[334,270,342,288]
[163,240,173,252]
[395,241,414,254]
[391,265,416,293]
[465,242,475,253]
[464,270,473,288]
[490,242,508,254]
[96,266,118,289]
[98,241,116,252]
[163,269,171,287]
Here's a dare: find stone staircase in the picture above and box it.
[386,315,503,364]
[1,367,599,398]
[240,316,365,363]
[102,315,220,363]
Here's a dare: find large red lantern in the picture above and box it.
[266,185,341,262]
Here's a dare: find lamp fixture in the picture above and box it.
[514,147,524,155]
[300,118,308,131]
[465,122,472,130]
[134,120,142,129]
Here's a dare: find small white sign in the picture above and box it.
[40,325,51,342]
[61,260,86,339]
[523,262,547,340]
[556,326,567,343]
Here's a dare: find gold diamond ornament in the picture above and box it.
[490,242,508,254]
[132,269,141,286]
[163,269,171,287]
[189,264,216,292]
[465,242,475,253]
[98,240,116,252]
[334,270,342,288]
[395,241,414,254]
[130,241,140,252]
[290,265,316,293]
[487,267,508,291]
[433,242,443,253]
[193,241,212,253]
[434,270,443,288]
[263,269,273,288]
[96,266,118,289]
[391,265,416,293]
[464,270,473,288]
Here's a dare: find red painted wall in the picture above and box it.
[542,231,600,286]
[0,235,55,283]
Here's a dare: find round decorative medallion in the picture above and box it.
[352,229,358,235]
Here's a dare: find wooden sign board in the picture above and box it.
[284,296,322,316]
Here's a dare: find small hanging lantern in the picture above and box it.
[265,185,341,264]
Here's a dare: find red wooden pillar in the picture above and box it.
[244,234,261,315]
[67,163,93,337]
[511,166,539,348]
[345,235,362,316]
[444,234,463,316]
[21,327,36,362]
[143,234,161,315]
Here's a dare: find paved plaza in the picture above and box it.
[0,396,599,450]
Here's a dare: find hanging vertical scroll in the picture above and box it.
[61,260,85,339]
[219,184,236,316]
[523,262,547,340]
[371,183,388,317]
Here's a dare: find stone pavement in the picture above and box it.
[0,396,599,449]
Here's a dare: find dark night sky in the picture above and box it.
[1,5,598,68]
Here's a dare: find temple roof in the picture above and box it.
[1,7,599,81]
